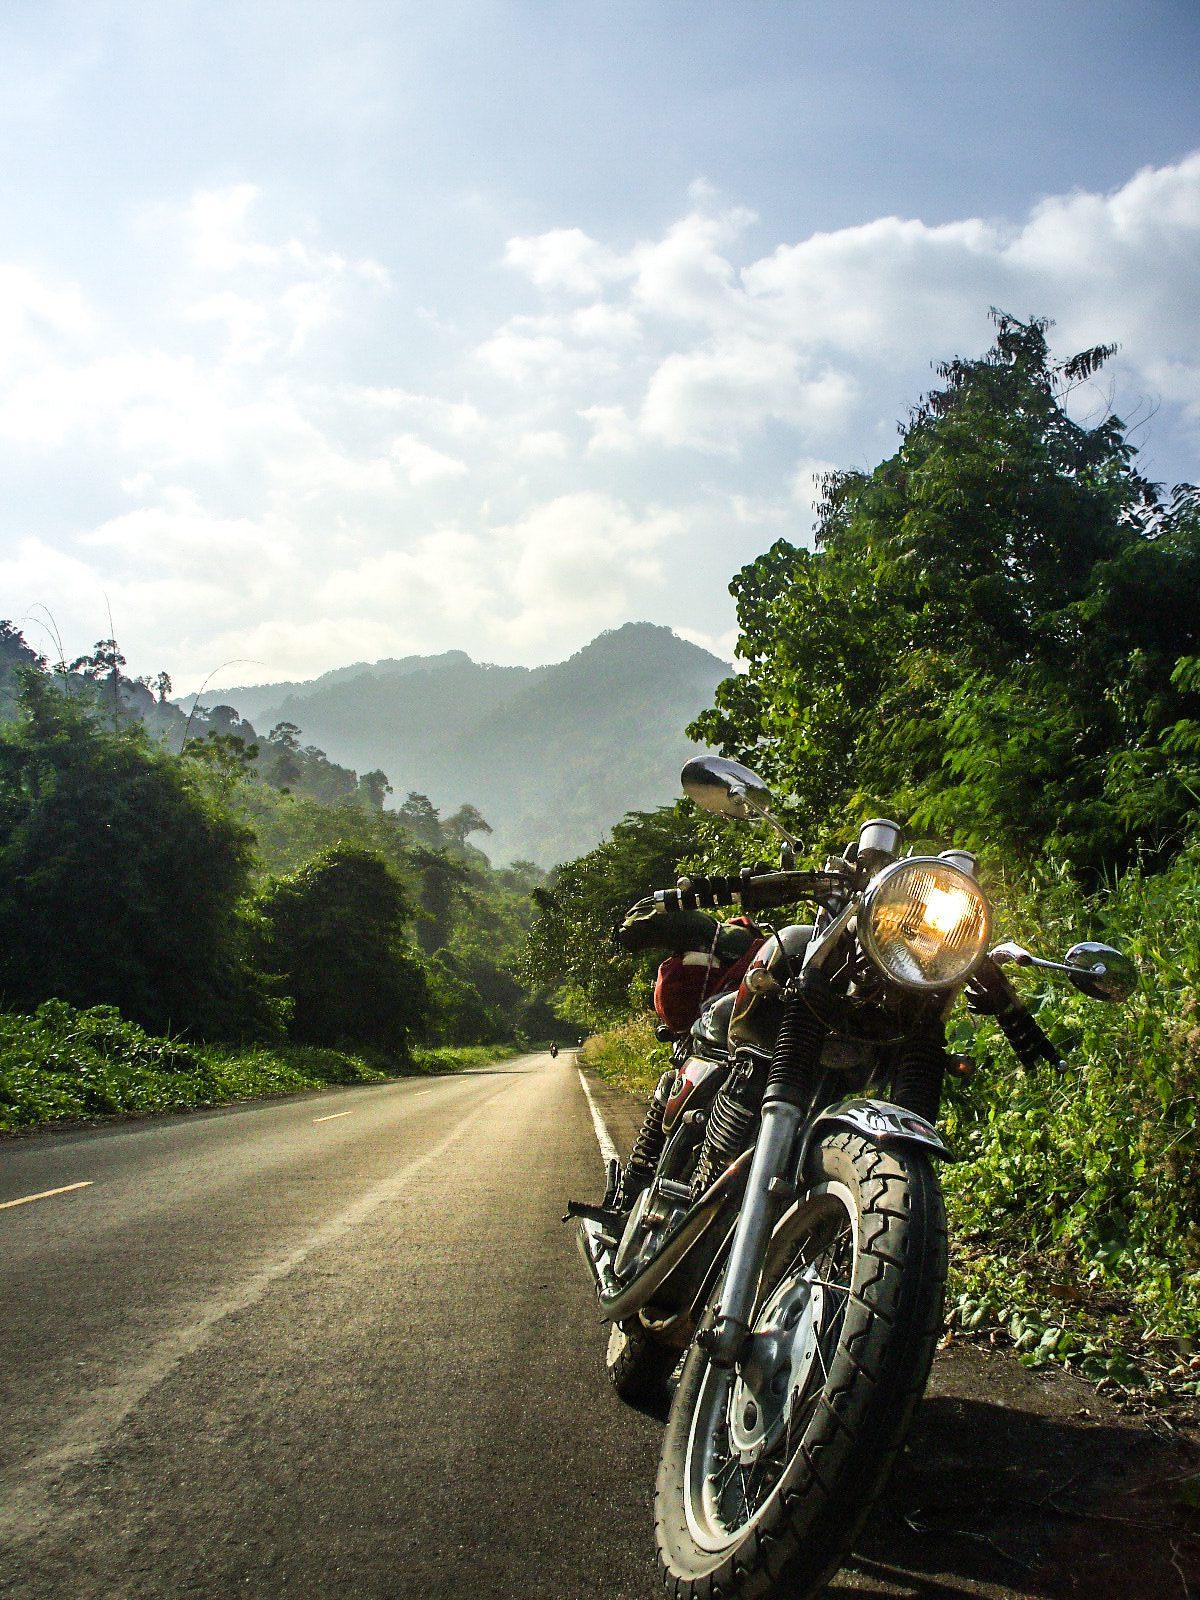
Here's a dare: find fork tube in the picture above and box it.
[699,993,825,1367]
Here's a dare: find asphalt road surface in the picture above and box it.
[2,1054,1195,1600]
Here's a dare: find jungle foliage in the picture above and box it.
[0,673,261,1038]
[0,636,557,1127]
[0,999,387,1131]
[691,314,1200,879]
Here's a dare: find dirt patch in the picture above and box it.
[836,1340,1200,1598]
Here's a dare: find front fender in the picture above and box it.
[796,1096,954,1179]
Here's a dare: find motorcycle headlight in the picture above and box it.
[859,857,990,991]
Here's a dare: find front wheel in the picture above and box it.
[655,1130,947,1600]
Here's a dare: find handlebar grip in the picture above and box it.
[653,869,846,915]
[655,874,740,912]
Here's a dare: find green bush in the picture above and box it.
[0,1000,389,1131]
[0,1000,216,1125]
[940,838,1200,1376]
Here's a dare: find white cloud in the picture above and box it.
[0,264,90,374]
[516,430,568,459]
[389,433,469,485]
[502,227,628,296]
[4,155,1200,687]
[188,185,279,271]
[581,404,638,455]
[493,153,1200,462]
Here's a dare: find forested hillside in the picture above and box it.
[0,642,571,1130]
[525,315,1200,1394]
[190,622,730,866]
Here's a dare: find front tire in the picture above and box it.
[655,1130,946,1600]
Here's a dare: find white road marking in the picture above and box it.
[312,1112,352,1123]
[414,1090,433,1097]
[577,1069,618,1165]
[0,1181,93,1212]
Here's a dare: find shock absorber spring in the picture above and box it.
[892,1025,948,1125]
[689,1061,764,1198]
[616,1074,670,1208]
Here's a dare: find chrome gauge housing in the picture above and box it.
[858,856,990,991]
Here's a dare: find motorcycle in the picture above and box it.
[568,754,1136,1600]
[550,1042,559,1059]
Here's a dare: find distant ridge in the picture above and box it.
[195,623,729,866]
[194,650,475,725]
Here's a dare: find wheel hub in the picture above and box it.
[728,1273,823,1460]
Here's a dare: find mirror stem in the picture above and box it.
[735,787,801,851]
[990,943,1104,979]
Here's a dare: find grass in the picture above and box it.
[579,1012,668,1096]
[0,1000,522,1132]
[410,1042,523,1075]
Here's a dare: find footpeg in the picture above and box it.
[564,1198,624,1233]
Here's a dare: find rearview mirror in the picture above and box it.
[681,756,774,822]
[1064,942,1137,1003]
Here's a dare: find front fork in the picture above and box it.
[698,990,824,1367]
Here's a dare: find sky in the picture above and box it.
[1,1,1199,692]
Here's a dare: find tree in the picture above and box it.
[70,638,129,726]
[359,768,392,811]
[265,721,303,787]
[441,803,492,850]
[183,732,261,801]
[397,791,442,847]
[521,803,704,1023]
[0,623,45,719]
[255,844,427,1052]
[0,671,258,1035]
[691,314,1200,876]
[407,845,470,954]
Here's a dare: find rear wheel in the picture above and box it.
[655,1130,946,1600]
[606,1320,678,1403]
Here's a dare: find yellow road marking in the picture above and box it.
[313,1111,353,1124]
[0,1181,93,1211]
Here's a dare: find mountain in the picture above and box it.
[193,650,478,726]
[196,623,730,867]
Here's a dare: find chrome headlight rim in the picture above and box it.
[858,855,991,992]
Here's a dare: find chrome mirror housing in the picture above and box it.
[1064,942,1137,1002]
[681,755,775,822]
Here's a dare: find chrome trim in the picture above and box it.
[794,1096,953,1180]
[576,1149,753,1322]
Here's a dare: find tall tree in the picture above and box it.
[691,314,1200,875]
[0,671,257,1035]
[255,844,427,1052]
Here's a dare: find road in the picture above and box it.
[1,1054,1195,1600]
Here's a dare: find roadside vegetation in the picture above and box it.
[0,627,568,1134]
[536,315,1200,1401]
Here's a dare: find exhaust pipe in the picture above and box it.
[576,1149,752,1323]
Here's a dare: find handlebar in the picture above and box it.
[653,869,852,914]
